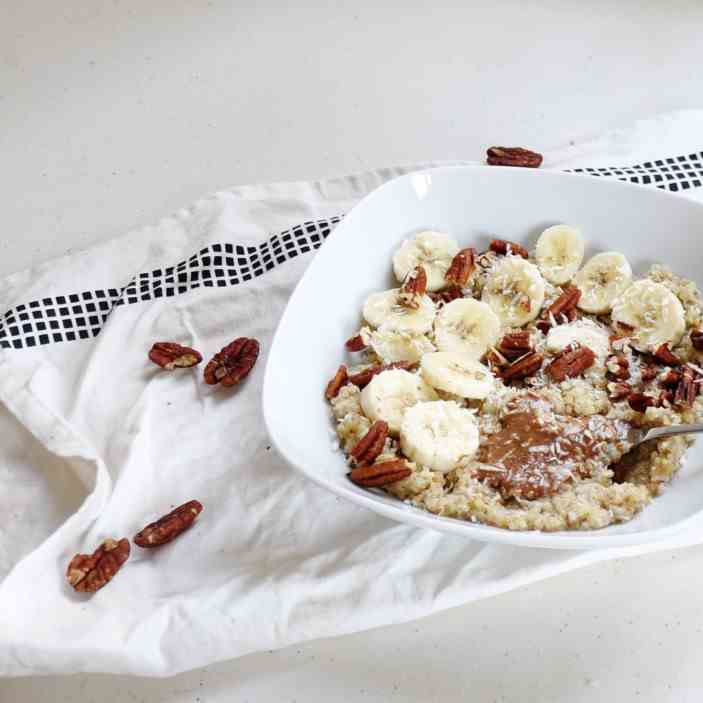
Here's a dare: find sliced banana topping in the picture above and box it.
[574,252,632,314]
[362,289,436,333]
[611,279,686,352]
[360,368,437,435]
[433,298,501,358]
[400,400,479,473]
[368,327,436,364]
[546,319,611,360]
[535,224,585,285]
[392,230,460,292]
[481,256,545,326]
[421,352,494,399]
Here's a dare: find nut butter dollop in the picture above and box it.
[477,395,633,499]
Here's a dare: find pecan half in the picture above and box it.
[536,319,552,335]
[204,337,260,387]
[608,382,632,401]
[660,369,681,388]
[325,365,348,400]
[149,342,203,370]
[429,285,463,305]
[348,459,412,487]
[691,329,703,351]
[657,389,674,407]
[399,266,428,308]
[627,392,656,413]
[606,354,630,380]
[349,421,389,467]
[489,239,529,259]
[345,334,367,352]
[547,346,596,382]
[498,331,533,360]
[348,361,416,388]
[486,146,543,168]
[640,364,658,383]
[674,367,698,407]
[653,343,681,367]
[67,538,130,593]
[134,500,203,548]
[547,286,581,319]
[445,248,476,287]
[500,352,543,381]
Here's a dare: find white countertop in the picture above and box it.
[2,1,703,700]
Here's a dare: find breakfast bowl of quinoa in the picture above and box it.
[264,165,703,548]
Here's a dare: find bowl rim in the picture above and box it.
[263,164,703,549]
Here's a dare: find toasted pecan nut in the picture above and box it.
[486,146,543,168]
[204,337,260,387]
[606,354,630,380]
[398,266,428,309]
[674,367,698,407]
[445,248,476,287]
[67,538,130,593]
[500,352,543,381]
[498,331,533,360]
[345,334,367,352]
[691,329,703,351]
[429,285,464,305]
[348,361,416,389]
[134,500,203,548]
[325,365,348,400]
[149,342,203,370]
[640,365,658,383]
[565,307,579,322]
[536,319,552,335]
[348,459,412,487]
[657,389,675,407]
[608,382,632,401]
[350,421,389,467]
[485,348,509,368]
[627,392,656,413]
[547,286,581,319]
[489,239,529,259]
[547,346,596,382]
[653,343,681,367]
[660,368,681,388]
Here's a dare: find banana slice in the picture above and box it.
[421,352,494,399]
[481,256,545,326]
[535,225,585,285]
[573,252,632,314]
[360,368,437,434]
[362,289,436,333]
[393,230,459,292]
[611,279,685,352]
[546,319,611,359]
[433,298,501,358]
[400,400,479,473]
[369,327,436,364]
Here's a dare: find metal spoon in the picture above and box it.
[626,422,703,447]
[614,422,703,482]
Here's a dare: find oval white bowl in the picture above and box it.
[263,165,703,549]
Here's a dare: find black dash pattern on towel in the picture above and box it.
[0,216,341,350]
[2,151,703,351]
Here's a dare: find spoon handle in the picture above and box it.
[642,423,703,442]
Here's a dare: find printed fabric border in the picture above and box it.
[2,152,703,351]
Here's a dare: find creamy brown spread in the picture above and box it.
[477,395,633,499]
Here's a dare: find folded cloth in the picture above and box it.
[2,110,703,677]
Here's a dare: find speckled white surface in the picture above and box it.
[2,0,703,700]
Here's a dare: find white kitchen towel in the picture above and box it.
[2,110,703,677]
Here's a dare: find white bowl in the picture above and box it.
[263,165,703,549]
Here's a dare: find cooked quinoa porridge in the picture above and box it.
[324,226,703,531]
